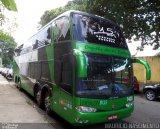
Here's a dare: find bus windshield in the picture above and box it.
[72,13,128,50]
[76,54,133,99]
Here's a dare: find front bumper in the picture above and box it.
[73,105,134,126]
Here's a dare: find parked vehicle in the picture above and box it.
[0,67,3,74]
[1,68,8,77]
[123,76,139,93]
[6,68,13,81]
[143,84,160,101]
[133,76,139,93]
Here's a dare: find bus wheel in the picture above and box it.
[17,80,22,91]
[44,92,52,115]
[35,91,43,108]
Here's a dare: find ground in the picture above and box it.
[0,75,160,129]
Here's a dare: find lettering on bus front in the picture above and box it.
[73,14,128,49]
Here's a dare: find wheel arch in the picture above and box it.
[33,83,40,97]
[41,84,52,97]
[144,88,156,94]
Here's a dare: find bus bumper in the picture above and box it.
[73,105,134,126]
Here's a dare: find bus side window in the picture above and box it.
[32,25,51,49]
[54,16,70,42]
[47,27,51,39]
[52,22,58,43]
[60,54,73,94]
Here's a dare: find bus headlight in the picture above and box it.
[75,106,97,113]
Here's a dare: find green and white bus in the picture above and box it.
[13,10,151,126]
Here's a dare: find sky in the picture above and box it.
[6,0,70,45]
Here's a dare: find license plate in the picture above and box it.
[108,115,118,120]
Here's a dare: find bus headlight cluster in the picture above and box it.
[127,96,133,102]
[75,106,97,113]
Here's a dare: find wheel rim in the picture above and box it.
[44,94,50,111]
[146,91,155,100]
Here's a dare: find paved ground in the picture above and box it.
[127,94,160,123]
[0,75,160,129]
[0,75,54,129]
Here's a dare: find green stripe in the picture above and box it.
[46,45,54,81]
[74,42,131,58]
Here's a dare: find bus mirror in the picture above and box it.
[73,49,87,78]
[131,58,151,80]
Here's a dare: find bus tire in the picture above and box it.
[44,91,52,115]
[35,90,43,108]
[17,79,22,91]
[15,76,18,87]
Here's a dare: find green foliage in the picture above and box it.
[39,7,67,27]
[87,0,160,50]
[1,0,17,11]
[39,0,160,49]
[0,30,17,66]
[0,0,17,26]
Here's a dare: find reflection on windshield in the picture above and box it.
[76,54,133,99]
[73,13,128,49]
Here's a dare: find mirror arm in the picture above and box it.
[73,49,87,78]
[132,58,151,80]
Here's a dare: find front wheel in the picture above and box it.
[145,90,156,101]
[35,91,43,108]
[44,92,52,115]
[17,80,22,91]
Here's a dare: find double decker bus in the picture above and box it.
[13,10,151,126]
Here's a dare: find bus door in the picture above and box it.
[52,16,74,117]
[58,54,74,118]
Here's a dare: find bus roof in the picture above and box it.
[17,10,119,48]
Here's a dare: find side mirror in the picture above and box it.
[131,58,151,80]
[73,49,87,78]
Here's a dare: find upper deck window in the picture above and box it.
[52,16,70,42]
[72,13,128,50]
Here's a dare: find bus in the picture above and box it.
[13,10,151,126]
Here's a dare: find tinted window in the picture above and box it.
[32,25,51,49]
[73,14,128,49]
[60,54,73,93]
[76,54,133,99]
[53,17,70,42]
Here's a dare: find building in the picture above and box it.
[133,49,160,85]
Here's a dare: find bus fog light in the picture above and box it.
[75,117,89,123]
[75,106,97,112]
[126,102,134,108]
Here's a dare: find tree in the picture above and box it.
[0,0,17,66]
[0,0,17,26]
[39,7,67,27]
[39,0,160,50]
[0,30,16,66]
[87,0,160,50]
[1,0,17,11]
